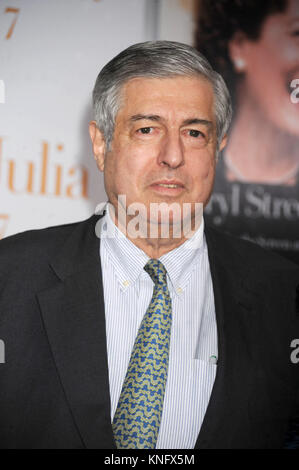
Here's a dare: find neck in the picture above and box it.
[225,85,299,185]
[126,233,190,259]
[108,204,202,258]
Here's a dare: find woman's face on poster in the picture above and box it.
[229,0,299,137]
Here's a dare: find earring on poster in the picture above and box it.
[233,58,246,72]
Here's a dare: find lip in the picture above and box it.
[149,180,185,195]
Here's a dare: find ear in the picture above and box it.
[219,134,228,153]
[228,31,248,72]
[89,121,106,172]
[215,134,228,163]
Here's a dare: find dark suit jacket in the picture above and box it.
[0,214,298,449]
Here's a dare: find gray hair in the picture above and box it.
[92,41,232,152]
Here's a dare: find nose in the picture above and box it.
[157,131,184,169]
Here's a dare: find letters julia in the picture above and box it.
[0,137,88,199]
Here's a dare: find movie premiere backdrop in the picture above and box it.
[196,0,299,265]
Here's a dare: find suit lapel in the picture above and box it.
[37,215,116,449]
[195,225,264,449]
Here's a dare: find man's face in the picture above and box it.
[91,75,226,228]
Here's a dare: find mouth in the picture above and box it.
[149,180,185,195]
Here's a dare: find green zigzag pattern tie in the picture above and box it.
[112,259,172,449]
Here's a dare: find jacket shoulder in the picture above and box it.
[0,219,87,280]
[205,223,299,274]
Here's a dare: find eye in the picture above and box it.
[138,127,154,134]
[188,129,205,138]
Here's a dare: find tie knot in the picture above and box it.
[144,259,167,286]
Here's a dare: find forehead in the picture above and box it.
[116,75,215,123]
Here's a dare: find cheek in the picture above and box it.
[103,149,129,195]
[246,54,277,93]
[122,141,159,175]
[244,43,299,132]
[108,143,153,192]
[189,152,215,188]
[246,36,299,91]
[280,41,299,64]
[245,55,288,115]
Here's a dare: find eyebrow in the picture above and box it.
[181,118,213,129]
[130,114,161,122]
[130,114,213,129]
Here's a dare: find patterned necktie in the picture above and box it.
[112,259,172,449]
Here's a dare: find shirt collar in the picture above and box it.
[100,206,149,291]
[160,217,205,295]
[100,204,205,294]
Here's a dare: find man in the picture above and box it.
[0,41,298,449]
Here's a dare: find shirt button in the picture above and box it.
[209,355,218,365]
[177,287,183,294]
[123,280,130,287]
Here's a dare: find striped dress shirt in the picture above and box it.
[99,208,218,449]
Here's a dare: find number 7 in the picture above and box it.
[5,7,20,40]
